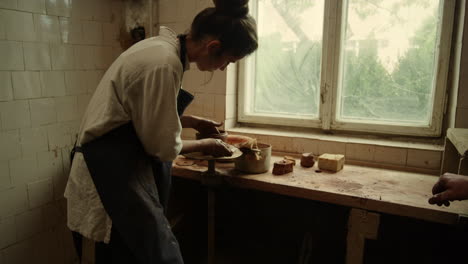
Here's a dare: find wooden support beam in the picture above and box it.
[208,189,216,264]
[346,208,380,264]
[81,237,95,264]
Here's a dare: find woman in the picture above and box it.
[64,0,258,263]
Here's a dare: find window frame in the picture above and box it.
[238,0,456,137]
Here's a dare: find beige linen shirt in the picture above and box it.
[64,27,188,243]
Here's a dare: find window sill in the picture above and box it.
[226,125,444,175]
[227,126,444,151]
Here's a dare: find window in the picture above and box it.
[238,0,456,137]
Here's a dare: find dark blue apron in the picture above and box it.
[71,34,193,264]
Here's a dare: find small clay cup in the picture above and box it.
[195,130,228,142]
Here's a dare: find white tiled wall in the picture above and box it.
[0,0,123,263]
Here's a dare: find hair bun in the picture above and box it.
[213,0,249,18]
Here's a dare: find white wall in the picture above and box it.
[0,0,123,263]
[455,1,468,128]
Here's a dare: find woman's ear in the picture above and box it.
[206,40,222,55]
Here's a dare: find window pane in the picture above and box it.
[251,0,324,117]
[338,0,441,125]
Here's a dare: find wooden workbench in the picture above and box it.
[172,155,468,264]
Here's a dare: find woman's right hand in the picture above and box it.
[199,138,233,157]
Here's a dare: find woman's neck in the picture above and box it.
[185,35,200,63]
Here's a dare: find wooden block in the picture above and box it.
[273,160,294,175]
[300,153,315,168]
[318,153,345,172]
[283,155,296,165]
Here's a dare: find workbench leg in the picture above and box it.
[207,188,215,264]
[81,237,95,264]
[346,208,380,264]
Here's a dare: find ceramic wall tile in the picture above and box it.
[0,72,13,101]
[0,130,21,161]
[77,94,91,118]
[225,94,236,119]
[346,143,375,162]
[41,203,62,230]
[70,0,93,20]
[102,22,119,45]
[318,140,346,155]
[15,208,43,240]
[20,127,48,154]
[40,71,66,97]
[85,70,103,93]
[50,44,75,70]
[23,42,51,70]
[59,18,82,44]
[374,146,408,166]
[214,94,226,122]
[0,185,28,217]
[159,0,179,23]
[37,150,62,182]
[28,178,54,208]
[9,154,38,185]
[0,41,24,70]
[46,123,72,150]
[82,21,102,45]
[94,46,114,69]
[292,138,319,155]
[0,11,5,40]
[12,71,42,99]
[55,96,78,122]
[64,71,87,95]
[204,70,227,95]
[182,67,205,94]
[45,0,72,17]
[74,45,95,70]
[93,0,112,22]
[29,98,56,126]
[269,135,294,152]
[0,0,16,9]
[0,217,16,249]
[17,0,46,14]
[2,10,36,41]
[2,238,35,264]
[0,160,10,187]
[34,14,60,43]
[0,100,31,130]
[407,149,442,170]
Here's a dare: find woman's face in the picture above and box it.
[196,53,241,71]
[194,39,243,71]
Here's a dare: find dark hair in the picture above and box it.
[190,0,258,58]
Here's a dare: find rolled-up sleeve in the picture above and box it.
[123,63,182,161]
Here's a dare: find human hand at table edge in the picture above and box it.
[428,173,468,207]
[181,138,233,157]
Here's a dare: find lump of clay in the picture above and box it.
[300,153,315,168]
[273,160,294,175]
[283,156,296,165]
[318,153,345,172]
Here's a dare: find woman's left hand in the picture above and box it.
[182,115,223,135]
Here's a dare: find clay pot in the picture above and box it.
[234,143,271,174]
[196,130,228,142]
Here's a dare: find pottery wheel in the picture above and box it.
[183,147,242,161]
